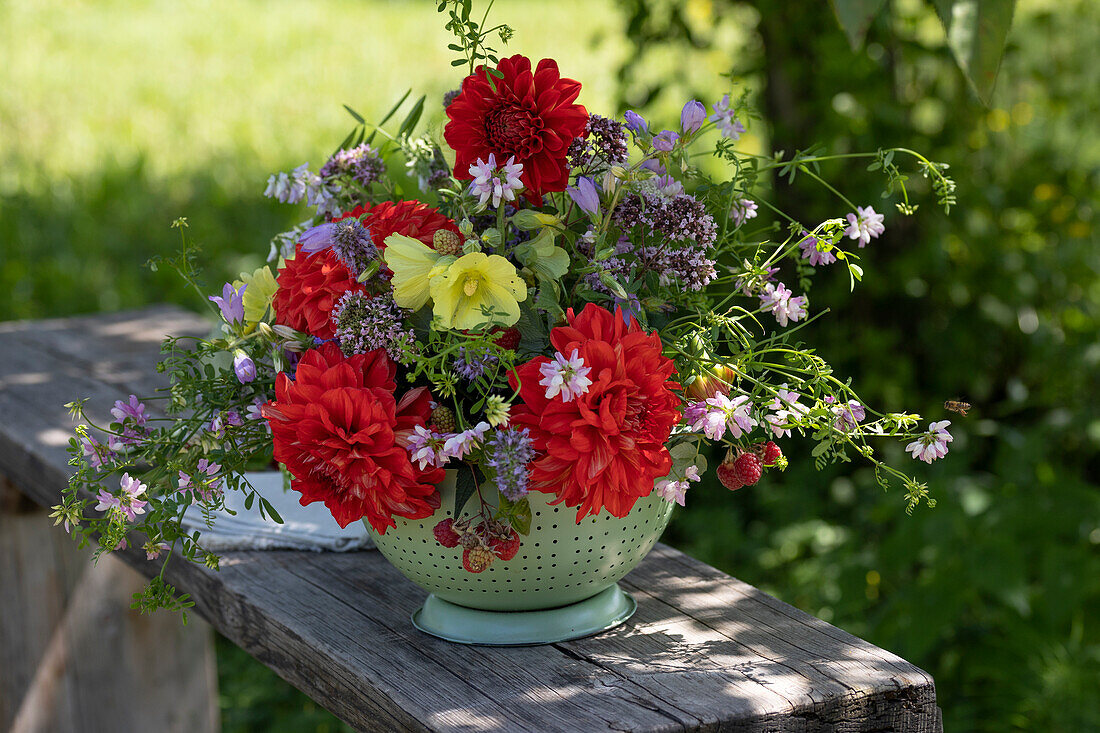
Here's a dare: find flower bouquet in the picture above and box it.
[55,2,957,643]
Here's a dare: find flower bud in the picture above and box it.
[652,130,680,152]
[683,364,735,400]
[680,100,706,134]
[233,351,257,384]
[512,210,562,234]
[624,110,648,134]
[567,177,600,217]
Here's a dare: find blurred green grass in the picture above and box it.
[0,0,629,321]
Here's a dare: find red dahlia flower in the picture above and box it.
[262,342,445,532]
[273,244,360,339]
[509,304,681,521]
[335,200,460,250]
[444,55,588,202]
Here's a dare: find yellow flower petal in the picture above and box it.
[383,234,448,311]
[233,265,278,325]
[430,252,527,330]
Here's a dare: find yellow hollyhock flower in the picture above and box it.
[430,252,527,330]
[383,234,456,311]
[233,265,278,326]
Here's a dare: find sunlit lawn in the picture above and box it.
[0,0,630,323]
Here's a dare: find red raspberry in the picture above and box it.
[494,328,521,351]
[433,518,460,548]
[716,462,744,491]
[733,452,763,486]
[462,546,494,573]
[489,529,521,561]
[762,441,782,467]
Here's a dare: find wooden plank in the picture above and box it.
[0,307,943,732]
[0,478,219,733]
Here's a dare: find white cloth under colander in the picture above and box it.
[180,471,373,552]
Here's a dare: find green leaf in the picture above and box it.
[342,104,365,124]
[397,95,426,137]
[365,89,412,145]
[830,0,888,49]
[509,498,532,535]
[259,497,283,524]
[598,273,629,300]
[377,89,411,127]
[495,495,533,535]
[334,126,358,154]
[933,0,1017,105]
[453,462,478,517]
[848,262,864,291]
[513,229,570,283]
[514,306,548,348]
[534,284,564,320]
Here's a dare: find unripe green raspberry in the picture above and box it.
[462,546,494,573]
[433,229,462,256]
[430,406,457,433]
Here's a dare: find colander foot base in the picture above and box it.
[411,584,637,646]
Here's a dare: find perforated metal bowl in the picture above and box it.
[365,469,674,611]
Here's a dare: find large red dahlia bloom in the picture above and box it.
[273,244,360,339]
[444,55,588,202]
[509,304,681,521]
[262,342,444,532]
[334,200,460,250]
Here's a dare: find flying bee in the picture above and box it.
[944,400,971,417]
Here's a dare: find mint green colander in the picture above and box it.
[365,470,674,644]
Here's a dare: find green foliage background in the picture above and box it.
[3,0,1097,730]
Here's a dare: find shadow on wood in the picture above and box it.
[0,307,943,732]
[0,477,219,733]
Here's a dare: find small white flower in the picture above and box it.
[844,205,886,247]
[688,392,758,440]
[468,154,524,208]
[906,420,953,463]
[709,94,746,140]
[539,349,593,402]
[407,425,450,469]
[759,283,808,327]
[264,172,291,201]
[766,386,810,437]
[730,198,758,228]
[443,422,491,461]
[655,479,689,507]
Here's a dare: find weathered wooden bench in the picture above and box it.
[1,307,943,732]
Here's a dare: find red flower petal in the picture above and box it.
[264,342,444,532]
[510,304,681,521]
[273,244,360,339]
[444,54,588,203]
[334,200,460,249]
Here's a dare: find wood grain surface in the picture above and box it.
[0,307,943,732]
